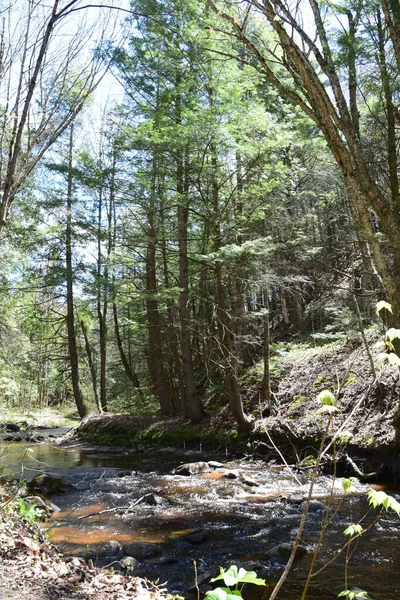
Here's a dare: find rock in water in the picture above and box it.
[27,474,74,496]
[172,462,211,476]
[122,542,163,560]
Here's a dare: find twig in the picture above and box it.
[77,493,153,520]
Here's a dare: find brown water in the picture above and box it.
[1,436,399,599]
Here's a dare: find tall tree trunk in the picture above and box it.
[146,226,175,416]
[80,318,101,412]
[96,186,108,411]
[177,150,204,423]
[66,125,87,419]
[208,100,251,431]
[112,296,143,395]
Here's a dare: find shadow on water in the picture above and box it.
[1,437,399,599]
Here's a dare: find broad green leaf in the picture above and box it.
[376,300,392,314]
[367,490,400,515]
[343,523,364,537]
[386,328,400,341]
[341,478,353,493]
[387,353,400,367]
[238,572,266,586]
[338,591,370,599]
[316,389,336,405]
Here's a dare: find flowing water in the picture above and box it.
[1,432,399,600]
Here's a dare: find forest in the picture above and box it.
[1,0,400,431]
[3,2,400,600]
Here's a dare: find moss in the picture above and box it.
[82,427,234,449]
[335,430,353,445]
[288,395,310,414]
[299,454,316,467]
[359,433,377,448]
[343,373,358,387]
[313,374,332,387]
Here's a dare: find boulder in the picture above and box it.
[172,462,211,476]
[182,529,208,544]
[265,542,307,561]
[97,540,124,560]
[303,500,327,512]
[27,473,74,496]
[122,542,163,560]
[25,434,45,443]
[4,434,22,442]
[120,556,138,571]
[223,470,240,480]
[241,477,258,487]
[2,423,20,432]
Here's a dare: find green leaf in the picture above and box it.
[387,353,400,367]
[367,490,400,515]
[343,523,364,537]
[376,300,392,314]
[386,328,400,341]
[316,389,336,405]
[205,589,242,600]
[341,478,353,493]
[210,565,265,588]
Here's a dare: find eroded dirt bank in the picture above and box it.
[73,334,400,482]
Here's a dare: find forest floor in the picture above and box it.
[0,502,168,600]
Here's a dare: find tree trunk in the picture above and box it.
[80,318,101,412]
[177,150,204,423]
[145,228,175,416]
[208,101,251,431]
[66,125,87,419]
[112,297,143,394]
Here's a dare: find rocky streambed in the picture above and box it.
[1,430,400,599]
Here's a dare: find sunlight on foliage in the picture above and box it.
[376,300,392,315]
[205,565,266,600]
[343,523,364,538]
[338,590,370,599]
[367,489,400,515]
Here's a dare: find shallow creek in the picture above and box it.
[1,434,399,599]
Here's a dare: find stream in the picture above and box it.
[1,430,399,599]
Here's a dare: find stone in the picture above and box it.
[120,556,138,571]
[183,529,208,544]
[265,542,307,561]
[27,473,75,496]
[143,493,164,506]
[3,434,22,442]
[304,500,327,512]
[223,470,240,479]
[25,434,45,442]
[172,462,211,476]
[242,477,258,487]
[122,542,163,560]
[97,540,124,559]
[117,470,133,478]
[2,423,20,432]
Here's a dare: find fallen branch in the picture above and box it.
[77,493,154,520]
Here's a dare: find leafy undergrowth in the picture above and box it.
[0,489,169,600]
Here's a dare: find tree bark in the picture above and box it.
[66,125,87,419]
